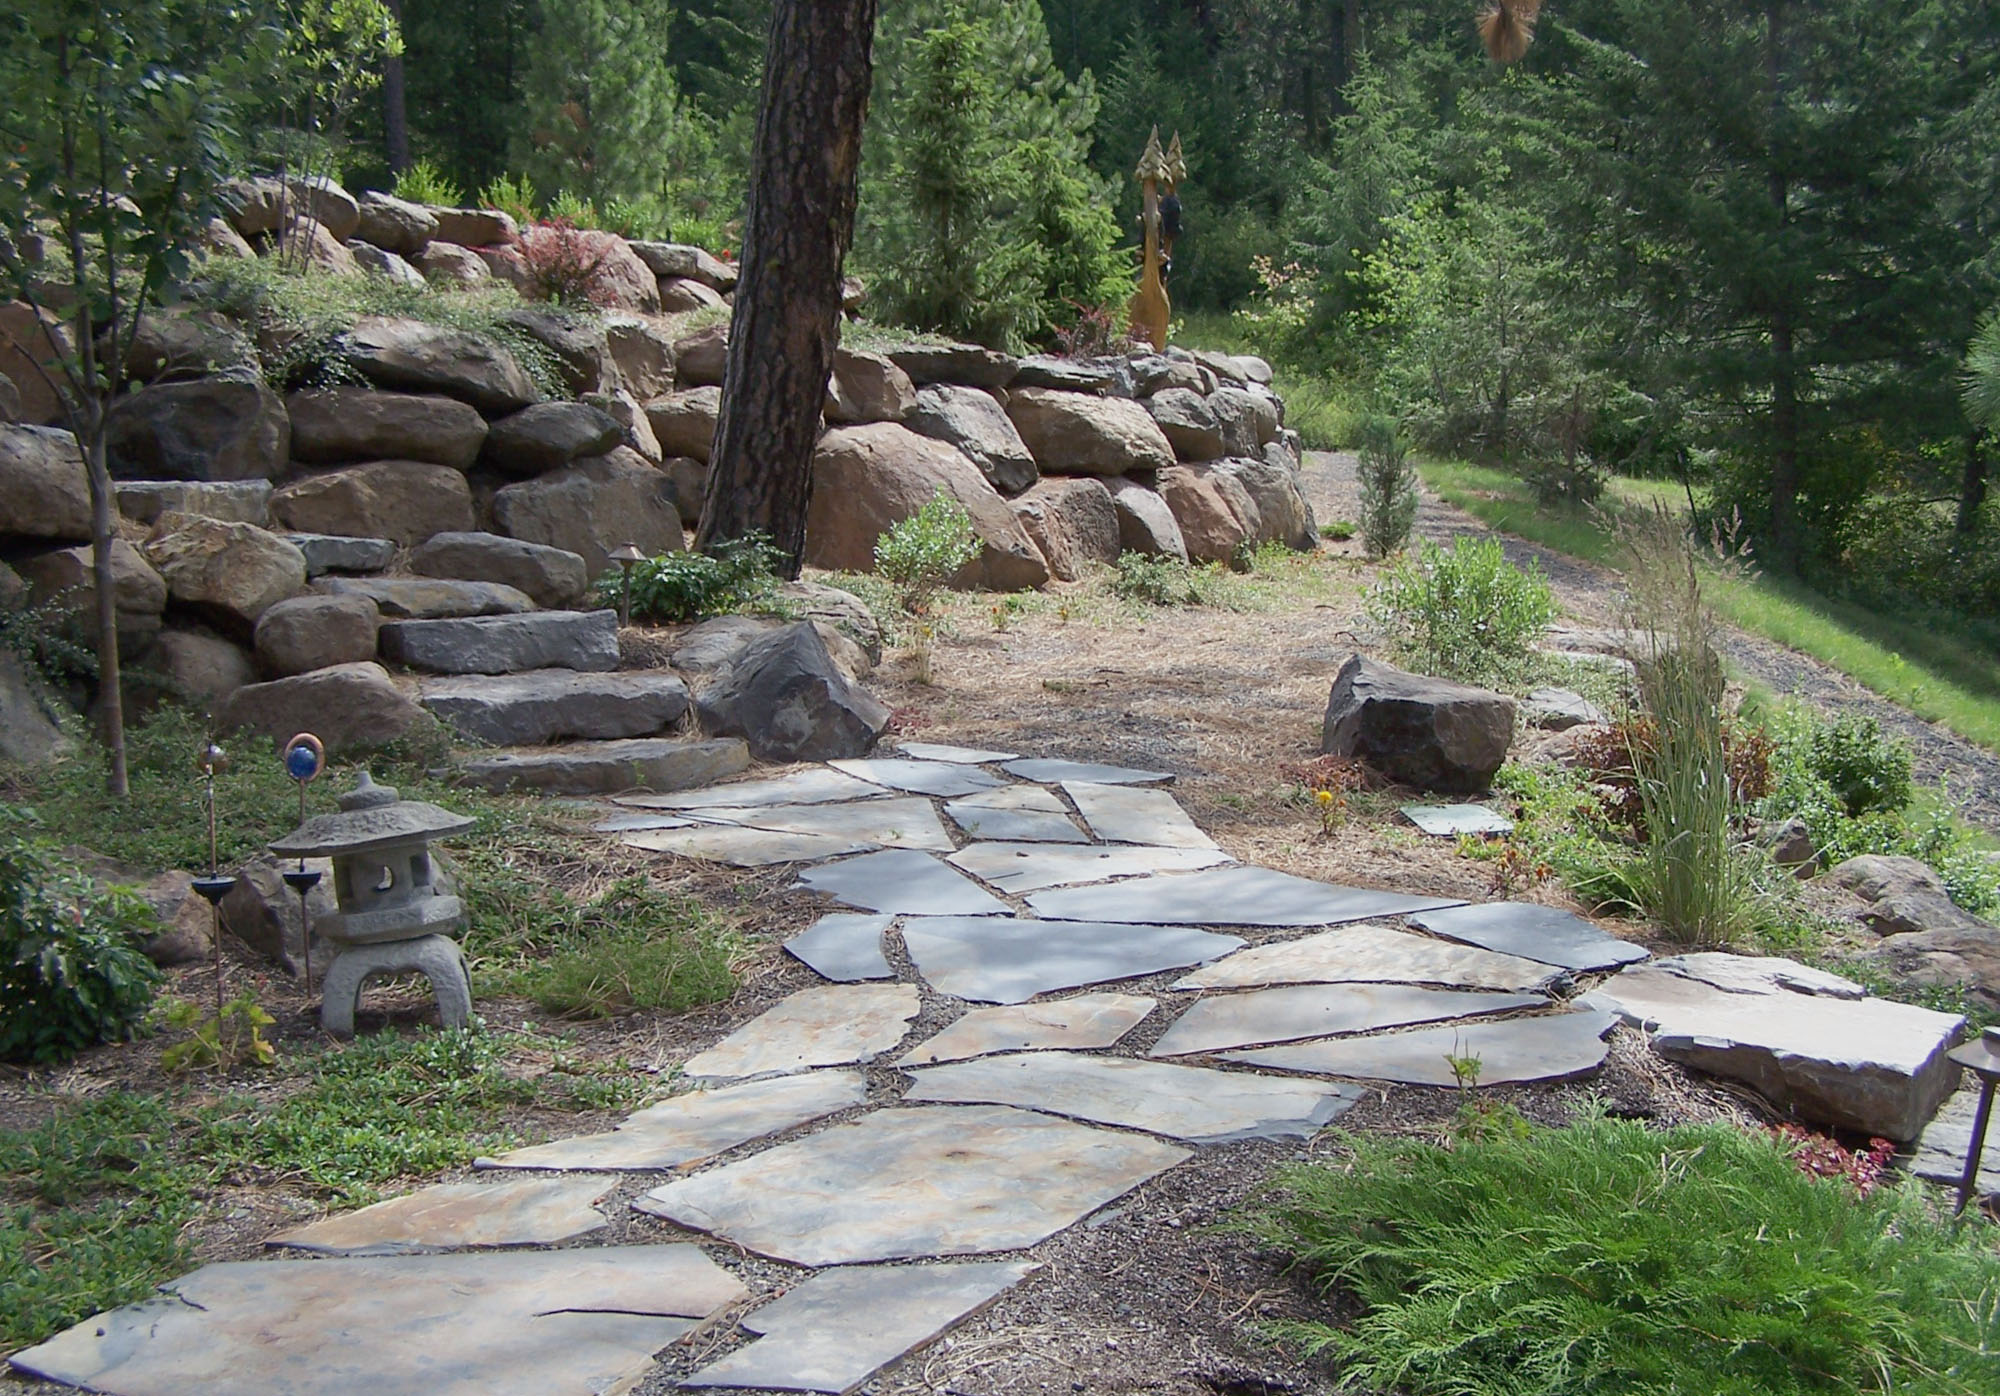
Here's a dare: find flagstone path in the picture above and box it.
[3,743,1809,1396]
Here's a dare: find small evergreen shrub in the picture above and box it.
[595,533,783,624]
[391,158,464,208]
[477,172,538,225]
[1365,536,1556,687]
[0,822,163,1064]
[1354,414,1419,559]
[1112,553,1217,606]
[1806,711,1913,817]
[874,493,981,614]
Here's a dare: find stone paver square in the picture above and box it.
[1403,804,1515,836]
[901,916,1243,1004]
[945,785,1085,844]
[622,824,875,867]
[1411,901,1650,972]
[785,913,896,981]
[1221,1008,1617,1086]
[635,1104,1190,1265]
[1062,782,1218,850]
[619,767,888,810]
[1173,923,1559,993]
[1149,983,1548,1057]
[1028,865,1466,927]
[829,757,1010,798]
[10,1245,747,1396]
[903,1053,1361,1144]
[799,849,1010,917]
[1002,758,1173,785]
[683,985,920,1080]
[693,796,955,852]
[476,1072,869,1173]
[947,842,1230,894]
[898,741,1020,764]
[268,1177,608,1255]
[898,992,1157,1065]
[683,1260,1038,1393]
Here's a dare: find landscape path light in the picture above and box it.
[280,733,327,996]
[610,542,646,628]
[1948,1025,2000,1214]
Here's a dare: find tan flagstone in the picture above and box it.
[682,984,921,1079]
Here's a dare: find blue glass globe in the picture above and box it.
[284,742,323,782]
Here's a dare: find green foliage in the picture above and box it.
[594,532,784,624]
[158,995,276,1072]
[874,493,982,613]
[1,591,99,690]
[394,157,467,207]
[1965,310,2000,434]
[478,171,539,224]
[1354,414,1418,559]
[1802,713,1915,819]
[1253,1109,2000,1396]
[1365,536,1556,688]
[0,822,162,1064]
[513,879,737,1018]
[1111,554,1224,607]
[1319,520,1357,541]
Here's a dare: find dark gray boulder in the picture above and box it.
[694,621,889,763]
[1321,654,1515,793]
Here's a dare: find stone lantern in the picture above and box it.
[269,772,477,1037]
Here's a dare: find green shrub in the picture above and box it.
[874,493,980,613]
[1319,519,1358,541]
[592,533,783,624]
[0,821,163,1064]
[1355,414,1419,559]
[1112,553,1221,607]
[1806,712,1914,817]
[1365,536,1556,687]
[1254,1109,2000,1396]
[391,158,464,208]
[477,171,538,225]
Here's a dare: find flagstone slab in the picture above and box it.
[945,785,1086,843]
[1172,923,1560,993]
[683,984,921,1080]
[897,993,1157,1065]
[898,740,1020,764]
[1220,1008,1617,1086]
[683,1260,1039,1393]
[591,811,698,833]
[622,824,875,866]
[692,796,955,852]
[1648,951,1865,999]
[828,757,1009,798]
[799,849,1010,916]
[1149,984,1549,1058]
[901,916,1244,1004]
[635,1104,1190,1265]
[903,1053,1361,1144]
[10,1245,748,1396]
[1913,1088,2000,1200]
[948,841,1231,894]
[1062,781,1218,850]
[477,1071,870,1172]
[267,1177,609,1255]
[1028,866,1466,927]
[785,913,897,981]
[1002,758,1172,785]
[1403,803,1514,837]
[1410,902,1649,972]
[618,767,888,810]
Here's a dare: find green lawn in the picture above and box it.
[1419,460,2000,752]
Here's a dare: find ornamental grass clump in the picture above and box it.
[1253,1109,2000,1396]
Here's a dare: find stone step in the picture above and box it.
[379,608,618,675]
[420,669,688,746]
[454,736,750,796]
[322,576,535,620]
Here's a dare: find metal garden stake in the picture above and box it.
[190,740,238,1020]
[281,733,327,995]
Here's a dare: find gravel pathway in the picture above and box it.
[1302,451,2000,834]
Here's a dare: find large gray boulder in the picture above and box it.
[656,277,727,313]
[1104,478,1188,562]
[15,538,167,650]
[1157,463,1255,564]
[1824,855,1989,935]
[144,518,307,635]
[115,479,272,527]
[354,190,438,255]
[626,241,738,291]
[0,424,92,540]
[412,241,492,287]
[145,627,257,709]
[408,531,589,609]
[1214,456,1316,550]
[644,387,720,461]
[419,669,690,746]
[887,343,1017,389]
[339,317,539,415]
[479,401,622,476]
[488,448,685,578]
[428,206,517,248]
[1,301,72,426]
[673,322,729,386]
[603,315,678,399]
[286,176,360,242]
[1860,924,2000,1013]
[287,388,488,469]
[1009,477,1121,583]
[215,660,426,753]
[1210,386,1280,457]
[346,241,429,287]
[270,459,475,546]
[0,650,71,765]
[905,385,1037,495]
[495,308,618,397]
[252,593,381,677]
[120,311,258,384]
[1012,355,1130,394]
[1146,388,1226,461]
[1005,387,1174,476]
[284,533,396,577]
[377,609,620,675]
[694,621,890,763]
[319,577,535,620]
[1321,654,1515,794]
[105,376,289,482]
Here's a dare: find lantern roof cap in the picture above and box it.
[269,771,475,858]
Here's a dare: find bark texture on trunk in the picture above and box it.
[384,0,410,173]
[696,0,880,576]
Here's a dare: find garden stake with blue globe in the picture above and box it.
[281,734,327,996]
[190,740,238,1020]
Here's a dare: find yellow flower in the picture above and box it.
[1315,789,1334,806]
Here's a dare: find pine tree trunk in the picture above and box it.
[696,0,880,576]
[81,405,127,797]
[1957,429,1988,536]
[1764,1,1800,571]
[383,0,411,173]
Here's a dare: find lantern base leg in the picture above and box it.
[319,935,472,1038]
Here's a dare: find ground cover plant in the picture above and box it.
[1254,1108,2000,1396]
[594,531,786,624]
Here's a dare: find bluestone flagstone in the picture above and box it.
[798,849,1010,916]
[903,1052,1361,1144]
[901,916,1243,1004]
[1028,865,1466,927]
[618,767,889,810]
[828,757,1010,798]
[898,740,1020,764]
[634,1104,1190,1265]
[590,811,696,833]
[947,841,1230,894]
[1402,803,1515,837]
[1001,758,1173,785]
[1062,781,1217,850]
[1410,902,1650,972]
[691,795,955,851]
[944,785,1085,843]
[682,984,921,1080]
[785,913,897,982]
[266,1177,608,1255]
[1172,923,1560,993]
[1220,1007,1618,1085]
[621,824,876,867]
[897,992,1157,1065]
[1149,983,1548,1057]
[683,1261,1039,1394]
[476,1071,869,1172]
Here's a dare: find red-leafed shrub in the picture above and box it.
[516,217,611,306]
